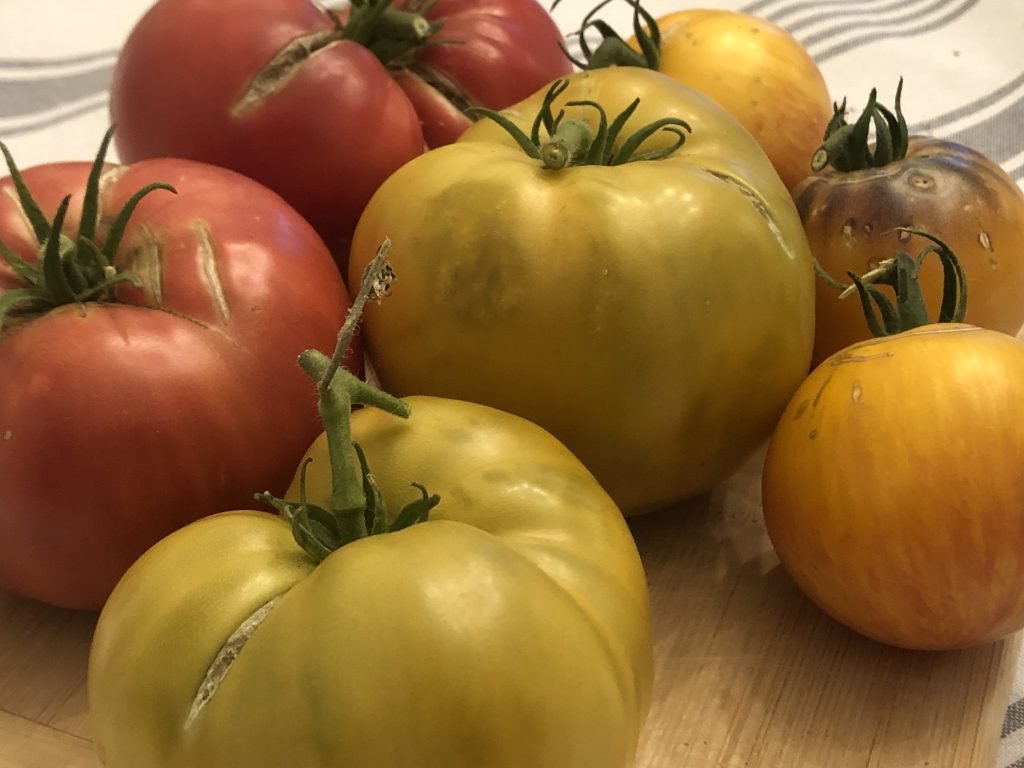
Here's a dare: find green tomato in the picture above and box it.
[348,67,816,514]
[88,395,653,768]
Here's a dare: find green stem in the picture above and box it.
[0,126,175,329]
[469,79,691,169]
[812,78,909,173]
[555,0,660,70]
[340,0,440,66]
[821,227,968,337]
[540,119,595,170]
[256,239,439,563]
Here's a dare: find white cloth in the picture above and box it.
[1,1,1022,765]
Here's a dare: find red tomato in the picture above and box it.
[0,142,354,611]
[110,0,572,258]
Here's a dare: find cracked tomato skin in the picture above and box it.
[348,67,816,515]
[0,157,353,610]
[109,0,571,258]
[88,396,653,768]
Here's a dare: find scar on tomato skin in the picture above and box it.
[851,382,863,403]
[185,594,283,729]
[3,185,36,240]
[792,399,810,420]
[706,171,798,264]
[829,348,896,365]
[811,371,834,409]
[193,220,231,324]
[232,28,345,116]
[95,165,130,232]
[122,223,164,307]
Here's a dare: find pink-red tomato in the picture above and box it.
[0,152,353,610]
[110,0,572,258]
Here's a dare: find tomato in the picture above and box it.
[0,132,353,610]
[558,1,832,191]
[762,323,1024,650]
[110,0,571,259]
[347,67,816,515]
[88,297,653,768]
[793,80,1024,366]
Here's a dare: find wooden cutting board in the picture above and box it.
[0,446,1017,768]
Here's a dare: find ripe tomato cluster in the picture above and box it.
[2,1,1024,766]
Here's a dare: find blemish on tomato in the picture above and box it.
[808,429,818,440]
[2,430,10,441]
[908,172,935,190]
[852,382,862,403]
[793,400,810,419]
[979,231,993,251]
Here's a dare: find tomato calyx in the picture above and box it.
[341,0,443,66]
[233,0,443,116]
[818,228,967,337]
[256,240,440,563]
[0,127,175,331]
[470,78,691,169]
[812,78,910,173]
[554,0,660,70]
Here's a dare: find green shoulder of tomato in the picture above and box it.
[347,65,818,516]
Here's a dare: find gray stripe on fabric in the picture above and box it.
[1003,697,1024,738]
[0,96,107,140]
[912,72,1024,133]
[801,0,967,47]
[779,0,958,35]
[0,65,113,119]
[935,93,1024,167]
[811,0,979,62]
[740,0,904,22]
[0,49,117,69]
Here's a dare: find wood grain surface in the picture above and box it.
[0,446,1017,768]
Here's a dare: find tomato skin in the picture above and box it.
[762,325,1024,650]
[110,0,570,256]
[794,137,1024,365]
[348,67,815,515]
[630,9,832,191]
[396,0,574,147]
[88,396,653,768]
[0,158,353,610]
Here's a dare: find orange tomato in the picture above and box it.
[762,324,1024,650]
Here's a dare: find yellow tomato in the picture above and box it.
[89,396,653,767]
[348,67,815,514]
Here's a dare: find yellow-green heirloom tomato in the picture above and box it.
[348,67,816,515]
[87,264,654,768]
